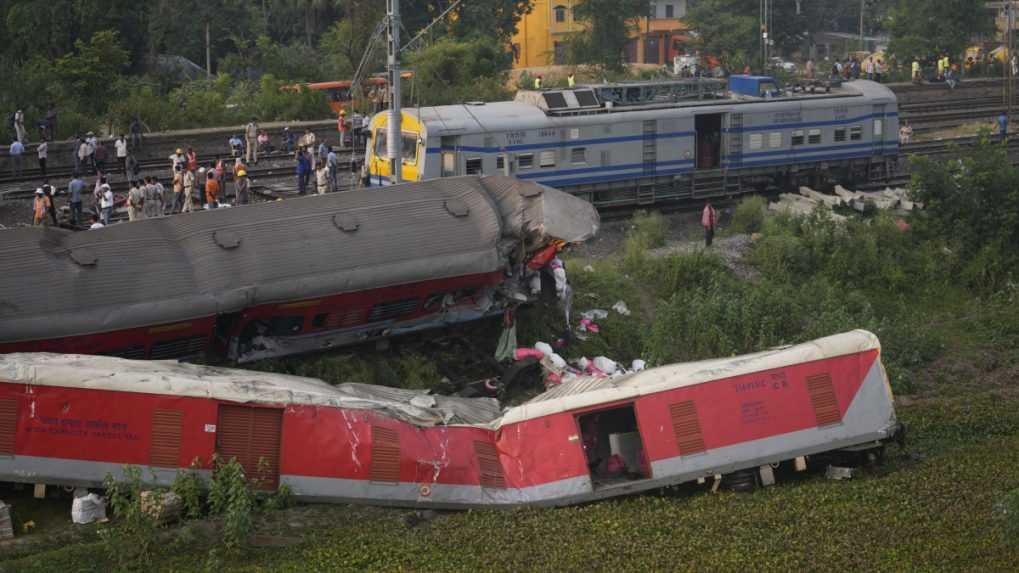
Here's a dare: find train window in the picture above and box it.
[269,316,304,336]
[374,129,387,156]
[834,128,847,142]
[368,298,420,322]
[402,134,418,164]
[791,130,805,146]
[600,150,611,165]
[518,154,534,169]
[850,126,863,141]
[540,150,556,168]
[569,128,580,140]
[603,125,612,134]
[312,313,327,328]
[808,129,822,145]
[873,119,884,137]
[496,155,505,170]
[442,152,456,176]
[768,132,782,148]
[571,147,587,164]
[465,157,483,175]
[749,133,763,150]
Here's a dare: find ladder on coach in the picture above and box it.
[727,112,744,169]
[642,120,657,177]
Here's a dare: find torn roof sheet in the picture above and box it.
[0,176,599,343]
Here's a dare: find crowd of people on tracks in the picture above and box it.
[25,115,368,230]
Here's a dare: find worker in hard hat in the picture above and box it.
[233,157,250,205]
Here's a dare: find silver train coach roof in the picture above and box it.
[0,176,599,343]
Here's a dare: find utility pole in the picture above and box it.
[1007,2,1016,136]
[205,21,212,79]
[760,0,769,72]
[859,0,865,51]
[386,0,402,184]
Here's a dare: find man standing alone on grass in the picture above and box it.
[702,200,717,248]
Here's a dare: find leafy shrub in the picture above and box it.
[727,195,767,235]
[1004,488,1019,542]
[207,456,254,554]
[100,466,159,570]
[631,210,667,249]
[171,460,205,521]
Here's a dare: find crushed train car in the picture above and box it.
[0,330,901,508]
[0,176,599,363]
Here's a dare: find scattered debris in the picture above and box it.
[611,301,631,316]
[824,465,855,481]
[769,185,923,220]
[71,489,107,525]
[0,500,13,539]
[140,490,182,524]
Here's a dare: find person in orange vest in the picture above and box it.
[33,188,51,226]
[702,200,718,247]
[205,166,220,208]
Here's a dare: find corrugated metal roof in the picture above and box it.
[0,176,598,342]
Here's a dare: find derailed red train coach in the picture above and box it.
[0,176,599,363]
[0,331,901,507]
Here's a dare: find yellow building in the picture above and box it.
[511,0,582,68]
[510,0,689,69]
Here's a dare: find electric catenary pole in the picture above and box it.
[387,0,402,184]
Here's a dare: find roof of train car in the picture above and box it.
[0,176,598,342]
[0,330,881,429]
[398,80,897,136]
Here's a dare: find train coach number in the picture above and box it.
[538,128,557,139]
[506,131,526,145]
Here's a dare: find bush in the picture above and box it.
[207,456,254,554]
[727,195,767,235]
[100,466,160,570]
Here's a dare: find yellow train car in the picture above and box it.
[366,111,426,185]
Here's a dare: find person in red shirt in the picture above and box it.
[702,201,717,247]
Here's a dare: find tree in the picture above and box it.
[53,30,131,116]
[407,38,511,106]
[320,0,386,78]
[401,0,532,45]
[887,0,992,63]
[568,0,650,72]
[683,0,758,70]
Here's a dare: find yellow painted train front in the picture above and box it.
[366,111,425,185]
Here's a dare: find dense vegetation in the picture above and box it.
[0,0,530,141]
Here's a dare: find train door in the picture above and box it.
[725,112,744,169]
[441,136,459,177]
[577,404,651,490]
[695,114,723,169]
[871,105,886,155]
[216,405,283,490]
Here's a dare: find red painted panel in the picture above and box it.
[0,384,218,470]
[0,348,880,491]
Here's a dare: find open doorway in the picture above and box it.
[577,404,650,489]
[695,114,723,169]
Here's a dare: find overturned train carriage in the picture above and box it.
[0,176,599,363]
[0,331,901,507]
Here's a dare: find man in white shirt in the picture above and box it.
[89,213,104,230]
[13,109,25,143]
[9,139,24,177]
[115,135,128,176]
[100,180,113,225]
[168,148,185,178]
[37,140,47,177]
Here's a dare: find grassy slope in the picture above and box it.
[5,211,1019,572]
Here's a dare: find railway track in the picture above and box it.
[1,152,362,201]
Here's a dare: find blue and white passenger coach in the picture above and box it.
[366,75,899,207]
